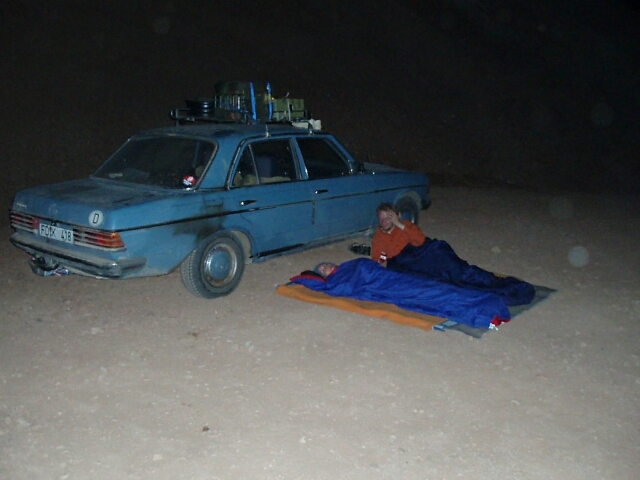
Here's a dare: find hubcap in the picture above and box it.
[203,244,237,287]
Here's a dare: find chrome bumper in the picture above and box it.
[10,231,146,279]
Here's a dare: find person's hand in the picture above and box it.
[387,210,404,229]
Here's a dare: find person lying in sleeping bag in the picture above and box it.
[372,202,535,306]
[291,258,511,329]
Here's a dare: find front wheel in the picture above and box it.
[181,232,245,298]
[395,196,420,225]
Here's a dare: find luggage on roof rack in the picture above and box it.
[170,81,312,125]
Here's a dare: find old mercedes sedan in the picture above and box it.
[10,122,429,298]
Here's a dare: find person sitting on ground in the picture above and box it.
[371,202,427,266]
[370,202,535,306]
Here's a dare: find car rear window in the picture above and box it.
[92,137,216,189]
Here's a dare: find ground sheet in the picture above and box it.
[276,283,556,338]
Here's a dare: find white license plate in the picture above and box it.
[39,223,74,243]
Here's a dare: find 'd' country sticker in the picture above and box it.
[88,210,104,227]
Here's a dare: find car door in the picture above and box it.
[221,138,315,258]
[295,136,378,239]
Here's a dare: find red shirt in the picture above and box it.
[371,221,426,261]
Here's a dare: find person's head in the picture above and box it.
[313,262,338,278]
[376,202,397,232]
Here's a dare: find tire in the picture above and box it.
[181,232,245,298]
[395,196,420,225]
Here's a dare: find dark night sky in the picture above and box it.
[1,0,639,221]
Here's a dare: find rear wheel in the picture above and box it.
[181,232,245,298]
[395,196,420,225]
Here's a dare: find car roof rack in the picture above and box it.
[170,81,319,129]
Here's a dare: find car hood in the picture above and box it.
[11,179,209,230]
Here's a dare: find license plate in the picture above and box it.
[39,223,74,243]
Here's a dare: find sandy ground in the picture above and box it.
[1,186,639,479]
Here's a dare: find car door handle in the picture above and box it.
[314,189,328,195]
[240,199,256,206]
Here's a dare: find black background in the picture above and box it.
[2,0,638,224]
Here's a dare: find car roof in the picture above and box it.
[133,123,320,142]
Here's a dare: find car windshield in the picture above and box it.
[92,136,216,189]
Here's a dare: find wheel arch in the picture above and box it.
[224,229,253,264]
[393,190,421,210]
[393,191,422,224]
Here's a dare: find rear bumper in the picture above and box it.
[10,231,146,279]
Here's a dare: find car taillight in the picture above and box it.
[73,228,125,250]
[10,212,38,232]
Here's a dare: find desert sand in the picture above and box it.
[2,1,639,477]
[2,186,638,479]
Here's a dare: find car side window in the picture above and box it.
[232,139,297,187]
[233,149,258,186]
[296,137,350,180]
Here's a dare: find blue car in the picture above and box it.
[9,122,429,298]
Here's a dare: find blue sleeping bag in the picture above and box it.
[387,240,535,306]
[291,258,510,329]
